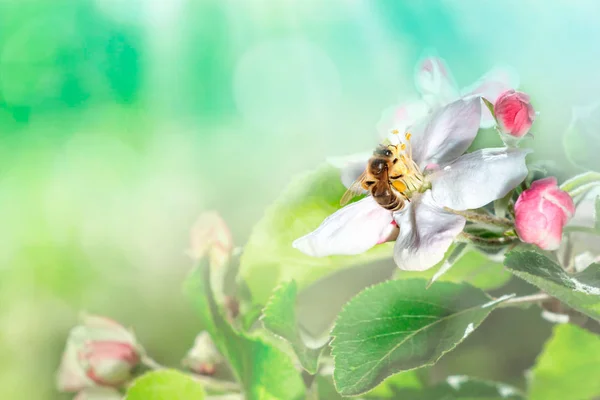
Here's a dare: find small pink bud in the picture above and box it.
[74,387,122,400]
[494,90,536,137]
[188,211,233,267]
[515,177,575,250]
[182,331,223,375]
[57,314,142,392]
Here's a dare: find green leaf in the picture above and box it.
[481,97,496,122]
[238,165,393,305]
[504,250,600,320]
[331,279,511,396]
[125,370,205,400]
[401,246,512,291]
[559,171,600,195]
[262,280,322,374]
[426,243,468,288]
[528,324,600,400]
[390,377,524,400]
[184,260,305,399]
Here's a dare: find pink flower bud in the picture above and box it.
[57,314,142,392]
[494,90,536,137]
[74,387,122,400]
[188,211,233,268]
[182,331,223,375]
[515,177,575,250]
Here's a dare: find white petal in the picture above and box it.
[393,191,466,271]
[414,56,459,108]
[376,100,430,140]
[293,196,394,257]
[410,97,482,168]
[431,148,530,211]
[461,67,520,128]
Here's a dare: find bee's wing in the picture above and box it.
[340,172,368,206]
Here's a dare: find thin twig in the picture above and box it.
[447,209,513,228]
[500,293,552,307]
[458,232,518,246]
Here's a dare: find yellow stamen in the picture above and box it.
[400,143,406,151]
[405,132,412,141]
[391,129,399,135]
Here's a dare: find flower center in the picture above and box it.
[388,131,425,198]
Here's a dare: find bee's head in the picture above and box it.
[373,145,394,158]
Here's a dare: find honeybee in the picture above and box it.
[340,143,409,211]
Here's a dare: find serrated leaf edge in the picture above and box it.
[260,280,322,374]
[329,279,507,396]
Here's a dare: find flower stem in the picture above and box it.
[141,356,240,392]
[448,209,513,229]
[500,292,552,307]
[458,232,518,246]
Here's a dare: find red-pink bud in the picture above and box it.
[80,341,140,386]
[494,90,536,137]
[57,314,142,392]
[515,177,575,250]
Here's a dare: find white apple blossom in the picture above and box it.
[293,97,530,271]
[330,55,519,186]
[378,55,519,139]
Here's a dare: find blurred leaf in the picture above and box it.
[315,370,423,400]
[528,324,600,400]
[363,370,423,398]
[330,279,511,396]
[125,370,205,400]
[315,375,344,400]
[504,250,600,320]
[239,165,393,305]
[0,12,82,105]
[184,260,305,399]
[261,280,322,374]
[403,246,512,291]
[389,377,525,400]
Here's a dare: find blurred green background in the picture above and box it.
[1,1,599,399]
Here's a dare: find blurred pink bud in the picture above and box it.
[74,387,122,400]
[494,90,536,137]
[182,331,222,375]
[188,211,233,267]
[57,314,142,392]
[515,177,575,250]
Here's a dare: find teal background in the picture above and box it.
[1,1,598,399]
